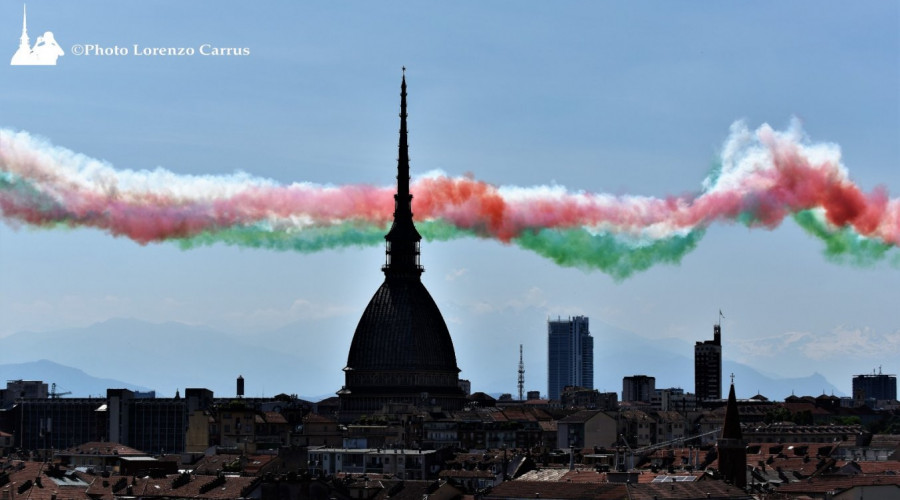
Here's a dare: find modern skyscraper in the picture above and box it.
[695,324,722,401]
[338,71,465,420]
[852,370,897,402]
[547,315,593,401]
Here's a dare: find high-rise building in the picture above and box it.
[338,71,465,420]
[547,315,594,400]
[622,375,656,403]
[852,371,897,402]
[695,324,722,401]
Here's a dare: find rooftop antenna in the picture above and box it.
[517,344,525,401]
[718,309,725,327]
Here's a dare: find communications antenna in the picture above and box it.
[517,344,525,401]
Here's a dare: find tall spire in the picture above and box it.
[383,68,423,277]
[721,381,742,440]
[397,67,410,213]
[717,379,747,488]
[19,4,30,52]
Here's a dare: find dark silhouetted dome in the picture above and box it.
[347,278,459,372]
[337,70,465,420]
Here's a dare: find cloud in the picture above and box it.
[445,268,468,281]
[732,327,900,362]
[801,327,900,360]
[220,298,355,331]
[0,294,137,336]
[466,286,549,315]
[460,287,587,321]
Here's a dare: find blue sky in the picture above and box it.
[1,1,898,398]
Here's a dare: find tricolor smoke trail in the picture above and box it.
[1,120,898,280]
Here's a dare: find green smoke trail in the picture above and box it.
[0,171,72,228]
[177,222,389,252]
[176,219,477,253]
[792,210,900,267]
[5,170,899,278]
[174,219,709,281]
[513,227,707,281]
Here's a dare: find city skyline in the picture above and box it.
[1,2,898,399]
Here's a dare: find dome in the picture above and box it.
[346,277,459,373]
[338,70,466,420]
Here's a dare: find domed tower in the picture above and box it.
[338,70,465,420]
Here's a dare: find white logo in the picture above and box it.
[10,4,63,66]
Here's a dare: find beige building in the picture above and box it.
[556,410,617,449]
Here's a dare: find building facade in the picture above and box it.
[852,372,897,402]
[547,316,594,401]
[694,324,722,402]
[622,375,656,403]
[1,380,48,404]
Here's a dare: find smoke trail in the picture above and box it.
[1,121,898,279]
[792,210,897,267]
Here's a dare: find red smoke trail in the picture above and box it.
[1,124,899,255]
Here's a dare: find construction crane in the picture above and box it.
[50,383,71,399]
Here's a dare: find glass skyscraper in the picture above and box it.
[547,316,594,400]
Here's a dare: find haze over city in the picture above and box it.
[1,1,898,400]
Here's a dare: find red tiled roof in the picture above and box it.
[485,480,627,499]
[304,413,337,424]
[856,461,900,474]
[191,454,242,475]
[775,475,900,494]
[242,455,277,475]
[558,410,604,423]
[59,441,146,457]
[264,411,288,424]
[629,481,752,499]
[85,473,261,499]
[561,469,616,483]
[439,469,495,479]
[781,402,834,416]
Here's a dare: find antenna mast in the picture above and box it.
[517,344,525,401]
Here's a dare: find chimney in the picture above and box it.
[237,376,244,398]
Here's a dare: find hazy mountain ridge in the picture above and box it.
[0,317,841,401]
[0,359,151,397]
[587,320,843,400]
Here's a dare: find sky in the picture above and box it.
[1,1,898,399]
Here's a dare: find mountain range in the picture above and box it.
[0,317,841,401]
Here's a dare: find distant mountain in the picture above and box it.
[590,321,843,400]
[0,317,843,402]
[0,318,330,398]
[0,359,151,397]
[446,306,842,401]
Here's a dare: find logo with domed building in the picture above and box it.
[10,5,63,66]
